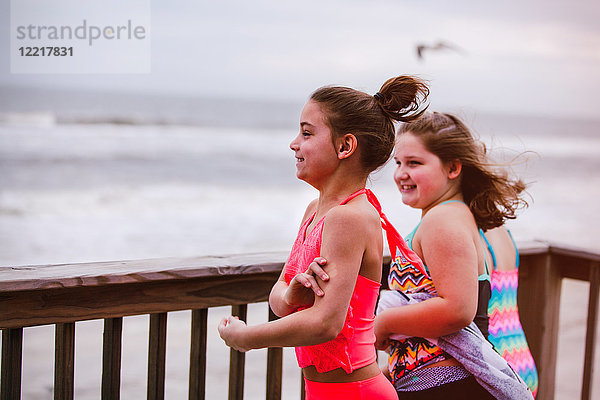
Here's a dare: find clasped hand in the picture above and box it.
[374,314,392,352]
[283,257,329,308]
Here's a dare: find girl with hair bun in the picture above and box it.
[218,75,428,399]
[375,112,529,399]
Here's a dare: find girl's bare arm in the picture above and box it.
[220,206,370,350]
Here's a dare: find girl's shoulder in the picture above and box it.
[322,197,380,238]
[415,202,479,258]
[327,198,378,227]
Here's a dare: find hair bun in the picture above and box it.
[377,76,429,122]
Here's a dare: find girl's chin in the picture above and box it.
[400,195,418,208]
[296,172,312,185]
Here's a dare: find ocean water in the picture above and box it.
[1,92,599,398]
[1,107,599,267]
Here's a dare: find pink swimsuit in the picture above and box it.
[283,189,427,376]
[284,195,378,373]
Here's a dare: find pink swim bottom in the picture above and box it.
[304,372,397,400]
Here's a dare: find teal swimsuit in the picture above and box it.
[404,200,491,338]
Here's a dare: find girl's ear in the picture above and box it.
[337,134,358,160]
[447,159,462,179]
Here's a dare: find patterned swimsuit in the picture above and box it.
[483,230,539,397]
[387,200,491,389]
[387,238,452,383]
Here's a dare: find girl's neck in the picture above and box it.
[315,180,366,216]
[421,192,464,218]
[307,156,369,217]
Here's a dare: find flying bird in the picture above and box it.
[415,41,466,61]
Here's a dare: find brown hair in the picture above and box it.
[398,112,528,230]
[310,75,429,173]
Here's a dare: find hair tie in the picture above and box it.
[373,92,383,101]
[437,125,456,135]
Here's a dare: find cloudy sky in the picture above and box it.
[1,0,599,119]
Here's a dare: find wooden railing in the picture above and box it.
[517,243,600,400]
[0,243,598,399]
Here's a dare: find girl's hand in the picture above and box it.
[375,335,390,352]
[218,316,250,352]
[374,313,391,351]
[284,257,328,308]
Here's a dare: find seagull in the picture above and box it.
[416,40,466,61]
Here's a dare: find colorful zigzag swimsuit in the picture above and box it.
[483,229,539,397]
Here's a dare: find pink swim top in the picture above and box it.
[283,189,426,374]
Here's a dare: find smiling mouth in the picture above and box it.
[400,184,416,191]
[296,157,304,163]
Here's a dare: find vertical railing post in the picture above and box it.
[1,328,23,400]
[582,261,599,400]
[55,322,76,400]
[102,317,123,400]
[148,313,168,400]
[189,309,208,400]
[519,251,561,400]
[266,307,282,400]
[228,304,247,400]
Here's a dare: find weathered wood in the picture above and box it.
[266,307,282,400]
[550,252,598,282]
[0,252,288,293]
[228,304,247,400]
[0,273,280,329]
[519,252,561,400]
[102,317,123,400]
[189,309,208,400]
[0,243,599,400]
[548,243,600,263]
[1,328,23,400]
[582,261,599,400]
[517,241,554,256]
[55,322,75,400]
[148,313,167,400]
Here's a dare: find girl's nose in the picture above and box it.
[290,135,300,151]
[394,165,408,181]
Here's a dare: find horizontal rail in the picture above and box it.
[0,252,288,329]
[0,242,598,400]
[0,252,290,293]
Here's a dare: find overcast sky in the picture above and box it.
[1,0,599,119]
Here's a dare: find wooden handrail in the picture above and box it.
[517,242,600,400]
[0,252,288,329]
[1,243,598,400]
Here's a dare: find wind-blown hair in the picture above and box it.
[398,112,528,230]
[310,76,429,173]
